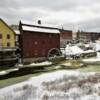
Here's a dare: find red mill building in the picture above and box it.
[19,20,60,63]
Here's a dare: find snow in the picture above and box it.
[65,45,83,55]
[29,61,52,66]
[0,68,19,76]
[21,20,59,29]
[70,46,83,54]
[21,20,60,34]
[22,25,60,34]
[97,52,100,58]
[0,71,7,75]
[83,50,95,53]
[92,41,100,51]
[0,70,100,100]
[85,44,90,48]
[29,70,81,86]
[95,43,100,51]
[17,64,23,67]
[0,70,81,89]
[14,30,20,35]
[64,44,96,57]
[83,58,100,62]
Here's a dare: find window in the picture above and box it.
[0,34,2,39]
[7,42,10,47]
[34,41,38,45]
[7,34,10,39]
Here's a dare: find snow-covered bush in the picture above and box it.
[0,71,100,100]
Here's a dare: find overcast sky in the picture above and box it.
[0,0,100,32]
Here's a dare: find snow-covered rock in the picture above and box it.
[65,45,83,56]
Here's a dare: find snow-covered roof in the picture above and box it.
[22,25,60,34]
[21,20,58,29]
[20,20,60,34]
[14,30,20,35]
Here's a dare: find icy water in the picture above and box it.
[0,70,100,100]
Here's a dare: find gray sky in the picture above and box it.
[0,0,100,32]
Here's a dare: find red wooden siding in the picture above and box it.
[21,31,60,58]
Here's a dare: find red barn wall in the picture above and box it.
[21,31,60,58]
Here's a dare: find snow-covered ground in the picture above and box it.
[29,61,52,66]
[0,68,19,75]
[83,58,100,62]
[0,70,100,100]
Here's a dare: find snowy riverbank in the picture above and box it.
[0,70,100,100]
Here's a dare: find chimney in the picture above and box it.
[38,20,41,24]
